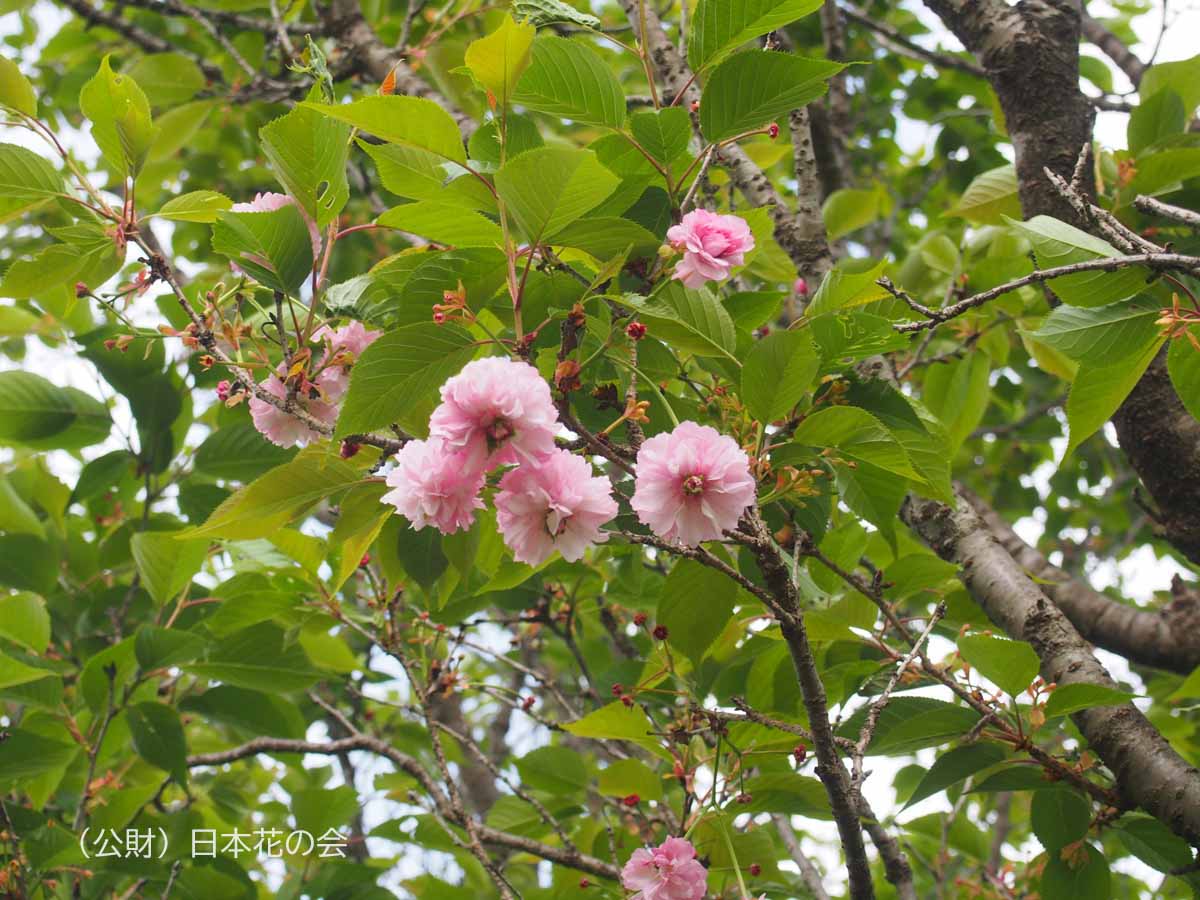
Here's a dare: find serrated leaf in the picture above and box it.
[923,353,990,454]
[513,0,600,27]
[1044,682,1137,717]
[494,146,618,242]
[837,696,980,755]
[211,205,315,294]
[1031,788,1091,853]
[904,743,1007,809]
[563,702,665,757]
[741,329,819,422]
[512,35,626,129]
[0,57,36,116]
[1167,328,1200,421]
[1007,215,1149,307]
[700,52,843,143]
[598,758,663,801]
[1114,815,1193,873]
[688,0,825,71]
[185,623,322,693]
[0,593,50,653]
[617,282,738,361]
[947,164,1021,224]
[1040,843,1110,900]
[0,371,110,450]
[547,216,660,260]
[361,140,495,211]
[1065,336,1164,455]
[464,14,535,105]
[130,530,209,606]
[957,633,1040,697]
[629,108,691,165]
[793,406,921,479]
[377,201,502,247]
[301,96,465,163]
[126,702,188,786]
[260,103,352,228]
[1030,297,1161,365]
[805,259,889,316]
[0,652,50,690]
[124,53,205,107]
[79,55,158,177]
[194,423,297,483]
[335,323,477,437]
[186,446,363,540]
[155,190,233,224]
[657,560,739,666]
[823,185,886,240]
[0,730,78,783]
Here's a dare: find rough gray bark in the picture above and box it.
[902,493,1200,846]
[964,489,1200,675]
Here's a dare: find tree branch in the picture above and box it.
[1080,11,1146,86]
[901,491,1200,845]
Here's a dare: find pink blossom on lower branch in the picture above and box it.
[631,421,757,547]
[429,356,559,470]
[381,438,486,534]
[620,836,708,900]
[666,208,754,290]
[494,449,618,565]
[312,321,382,401]
[248,373,339,448]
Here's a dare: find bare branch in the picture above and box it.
[841,1,985,78]
[1135,194,1200,230]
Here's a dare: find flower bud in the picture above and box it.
[626,321,647,341]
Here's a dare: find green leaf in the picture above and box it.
[923,353,991,454]
[629,108,691,165]
[154,190,233,224]
[793,406,920,480]
[301,96,466,163]
[1030,297,1162,365]
[194,423,296,483]
[0,593,50,653]
[362,141,495,210]
[79,55,158,177]
[688,0,824,71]
[512,35,626,129]
[0,143,64,224]
[904,743,1007,809]
[563,701,664,756]
[494,147,618,242]
[616,282,738,361]
[1139,53,1200,118]
[293,785,359,836]
[515,746,589,793]
[0,652,51,690]
[547,216,660,260]
[1128,147,1200,196]
[0,475,42,537]
[512,0,601,28]
[335,323,477,437]
[1044,682,1137,717]
[212,205,315,294]
[377,201,502,247]
[260,103,352,228]
[187,446,363,540]
[947,165,1021,224]
[134,625,207,670]
[835,459,906,549]
[126,702,189,786]
[657,560,739,666]
[0,371,110,450]
[1129,89,1186,155]
[0,535,57,594]
[957,634,1040,697]
[0,57,35,116]
[699,52,842,143]
[180,686,305,739]
[823,185,887,240]
[328,484,390,592]
[971,764,1062,793]
[1065,335,1164,455]
[130,530,209,606]
[185,623,322,692]
[124,53,205,107]
[1114,815,1194,874]
[0,730,78,784]
[464,14,535,105]
[838,696,980,755]
[741,329,819,422]
[1031,787,1091,853]
[805,259,889,316]
[598,758,662,801]
[1007,216,1148,308]
[1040,843,1110,900]
[1167,328,1200,422]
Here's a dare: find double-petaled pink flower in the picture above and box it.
[666,209,754,289]
[495,448,617,565]
[631,421,757,546]
[620,836,708,900]
[248,372,340,448]
[312,321,382,401]
[380,437,486,534]
[429,356,558,471]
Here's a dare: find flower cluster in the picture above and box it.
[382,357,618,567]
[249,322,381,448]
[667,209,755,289]
[621,837,708,900]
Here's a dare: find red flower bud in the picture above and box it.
[736,792,752,804]
[579,879,590,889]
[626,321,647,341]
[749,862,762,876]
[622,794,640,807]
[620,694,634,707]
[359,554,371,568]
[794,277,809,297]
[690,100,700,112]
[433,310,447,325]
[75,282,89,298]
[793,744,807,763]
[216,379,231,402]
[633,611,648,627]
[652,624,669,641]
[340,440,361,459]
[522,696,535,711]
[767,123,779,139]
[611,683,623,697]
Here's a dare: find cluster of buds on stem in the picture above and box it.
[432,280,472,325]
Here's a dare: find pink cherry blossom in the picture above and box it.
[631,421,757,547]
[429,356,559,471]
[312,321,382,401]
[248,372,339,448]
[666,209,755,289]
[231,191,322,262]
[494,449,617,566]
[380,438,486,534]
[620,836,708,900]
